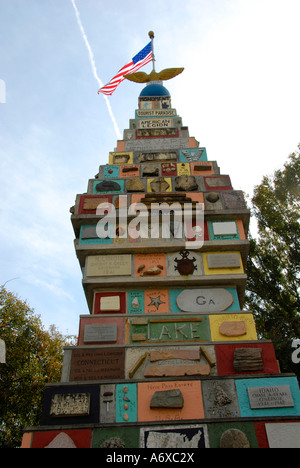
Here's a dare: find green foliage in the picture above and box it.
[0,287,76,448]
[246,147,300,377]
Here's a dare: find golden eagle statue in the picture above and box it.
[125,67,184,84]
[125,31,184,84]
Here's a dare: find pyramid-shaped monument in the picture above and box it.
[22,40,300,448]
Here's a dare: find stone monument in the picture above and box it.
[22,36,300,448]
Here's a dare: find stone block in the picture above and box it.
[86,255,132,277]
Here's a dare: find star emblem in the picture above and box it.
[147,295,166,310]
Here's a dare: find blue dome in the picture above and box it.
[139,83,170,97]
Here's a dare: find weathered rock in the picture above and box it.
[126,178,145,192]
[95,180,121,192]
[150,389,184,409]
[150,177,170,192]
[175,175,198,191]
[233,348,264,372]
[219,321,247,337]
[219,429,250,448]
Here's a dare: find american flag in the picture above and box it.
[98,42,153,96]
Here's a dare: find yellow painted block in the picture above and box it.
[203,251,244,275]
[147,177,172,192]
[109,151,133,165]
[209,313,257,341]
[177,162,191,175]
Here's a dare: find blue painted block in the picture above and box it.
[103,165,120,178]
[116,383,137,423]
[127,290,144,314]
[170,287,240,313]
[208,220,240,241]
[235,377,300,418]
[79,224,113,245]
[93,179,125,194]
[180,148,207,162]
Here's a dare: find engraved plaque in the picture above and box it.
[86,255,132,277]
[69,348,125,381]
[206,253,241,269]
[247,385,294,409]
[83,324,118,343]
[100,296,120,311]
[50,393,90,417]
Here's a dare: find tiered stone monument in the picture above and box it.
[22,57,300,448]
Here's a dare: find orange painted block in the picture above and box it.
[135,253,166,277]
[117,140,125,151]
[188,137,198,148]
[144,289,169,314]
[137,380,204,422]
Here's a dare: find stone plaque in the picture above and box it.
[86,255,132,277]
[100,296,120,311]
[206,253,241,269]
[247,385,294,409]
[137,118,174,129]
[50,393,90,417]
[176,288,234,313]
[81,225,98,239]
[69,348,125,381]
[212,221,238,236]
[265,423,300,448]
[83,324,117,343]
[136,109,177,117]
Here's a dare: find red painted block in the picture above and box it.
[31,429,92,448]
[215,342,279,376]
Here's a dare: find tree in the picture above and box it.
[245,147,300,378]
[0,287,76,448]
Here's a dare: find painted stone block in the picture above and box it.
[31,430,92,448]
[127,315,210,344]
[125,345,217,380]
[221,191,247,209]
[125,137,189,152]
[215,343,279,376]
[79,224,113,245]
[167,251,203,277]
[144,289,169,314]
[116,383,137,423]
[139,97,171,110]
[147,176,172,192]
[86,255,132,277]
[40,384,100,426]
[137,118,175,129]
[135,108,177,118]
[179,148,208,162]
[137,380,204,422]
[175,288,235,313]
[204,192,223,211]
[209,314,257,341]
[93,292,126,314]
[103,165,120,178]
[265,422,300,448]
[109,151,133,165]
[137,152,177,163]
[207,422,258,448]
[191,162,214,175]
[78,317,125,345]
[235,377,300,418]
[140,424,209,448]
[203,252,244,275]
[78,195,112,214]
[119,164,140,178]
[100,384,116,424]
[208,220,239,241]
[161,162,177,177]
[69,348,125,381]
[202,379,240,419]
[177,162,191,176]
[134,253,166,278]
[128,290,145,314]
[204,175,232,190]
[91,427,139,448]
[136,128,179,139]
[93,179,125,194]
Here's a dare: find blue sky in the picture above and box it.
[1,0,299,336]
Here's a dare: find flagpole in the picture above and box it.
[148,31,156,72]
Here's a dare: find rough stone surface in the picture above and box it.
[219,429,250,448]
[219,321,247,337]
[150,389,184,409]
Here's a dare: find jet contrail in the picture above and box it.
[71,0,122,140]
